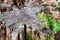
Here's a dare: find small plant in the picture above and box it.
[58,2,60,6]
[27,32,32,40]
[45,33,54,40]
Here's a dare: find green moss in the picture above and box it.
[58,2,60,6]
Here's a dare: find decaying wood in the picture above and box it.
[6,28,13,40]
[0,21,6,40]
[0,22,50,40]
[0,21,12,40]
[13,0,25,6]
[0,7,7,13]
[17,32,20,40]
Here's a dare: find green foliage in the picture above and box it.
[27,32,32,40]
[58,2,60,6]
[45,33,54,40]
[47,15,60,33]
[27,32,41,40]
[37,12,60,33]
[37,12,51,28]
[37,12,48,22]
[56,0,58,1]
[37,12,50,28]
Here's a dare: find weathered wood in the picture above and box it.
[17,32,20,40]
[6,28,12,40]
[0,21,6,40]
[0,7,7,13]
[0,21,13,40]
